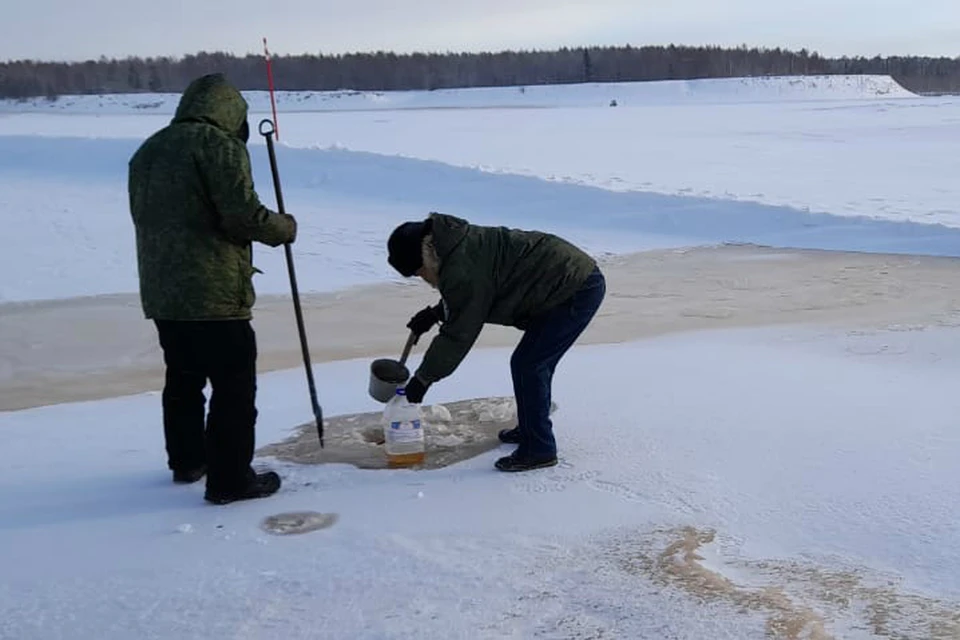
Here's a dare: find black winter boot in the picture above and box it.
[494,450,558,472]
[498,427,521,444]
[204,471,281,505]
[172,465,207,484]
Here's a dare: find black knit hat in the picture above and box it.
[387,219,431,277]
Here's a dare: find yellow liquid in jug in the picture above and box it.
[387,450,426,468]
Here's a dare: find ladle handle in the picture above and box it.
[399,330,417,366]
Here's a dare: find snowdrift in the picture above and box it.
[0,74,916,115]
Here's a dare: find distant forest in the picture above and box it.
[2,44,959,99]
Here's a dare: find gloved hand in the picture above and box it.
[283,213,297,244]
[406,302,444,342]
[404,376,429,404]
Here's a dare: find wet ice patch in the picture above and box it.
[257,396,557,470]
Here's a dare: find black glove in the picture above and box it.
[404,376,429,404]
[406,303,444,342]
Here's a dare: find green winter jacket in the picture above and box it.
[416,213,598,385]
[127,73,295,321]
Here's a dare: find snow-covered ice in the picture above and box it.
[3,327,960,638]
[2,75,960,638]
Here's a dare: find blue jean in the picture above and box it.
[511,267,606,458]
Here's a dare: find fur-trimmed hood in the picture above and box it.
[421,233,440,273]
[416,213,468,286]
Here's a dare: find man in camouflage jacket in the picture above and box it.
[128,73,296,504]
[386,213,606,472]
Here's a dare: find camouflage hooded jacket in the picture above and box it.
[127,73,295,321]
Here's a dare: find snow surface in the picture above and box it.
[2,75,960,303]
[3,75,960,638]
[3,327,960,638]
[8,132,960,304]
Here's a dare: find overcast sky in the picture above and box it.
[6,0,960,62]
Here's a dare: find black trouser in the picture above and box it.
[154,319,258,492]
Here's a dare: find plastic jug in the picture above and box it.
[382,386,426,467]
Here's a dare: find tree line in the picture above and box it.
[2,44,959,99]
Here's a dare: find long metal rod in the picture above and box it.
[258,118,324,447]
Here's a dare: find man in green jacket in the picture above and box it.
[128,73,296,504]
[387,213,605,472]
